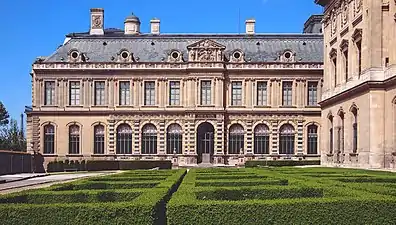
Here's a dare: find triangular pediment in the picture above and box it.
[187,39,226,49]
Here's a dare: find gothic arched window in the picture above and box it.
[116,124,132,154]
[166,124,182,154]
[279,124,295,155]
[228,124,244,154]
[254,124,270,154]
[142,124,157,154]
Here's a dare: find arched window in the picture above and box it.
[142,124,157,154]
[94,125,105,154]
[116,124,132,154]
[166,124,182,154]
[307,124,318,154]
[69,125,80,154]
[279,124,295,155]
[329,115,334,154]
[338,112,345,153]
[228,124,244,154]
[254,124,270,154]
[44,124,55,154]
[352,108,358,153]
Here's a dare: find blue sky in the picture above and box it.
[0,0,322,120]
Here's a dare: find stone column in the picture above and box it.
[369,91,385,168]
[297,120,304,155]
[107,118,115,155]
[158,120,165,154]
[133,120,140,154]
[271,120,279,155]
[246,120,253,154]
[268,80,272,106]
[213,79,216,106]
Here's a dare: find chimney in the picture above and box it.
[124,13,141,35]
[245,19,256,35]
[90,8,104,35]
[150,18,160,35]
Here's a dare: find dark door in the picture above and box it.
[197,122,214,163]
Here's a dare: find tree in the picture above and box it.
[0,119,26,151]
[0,101,9,126]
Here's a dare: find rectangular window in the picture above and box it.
[69,81,80,106]
[44,81,55,105]
[356,41,362,76]
[169,81,180,105]
[119,81,130,106]
[200,81,211,105]
[144,81,155,106]
[94,81,105,106]
[343,50,348,80]
[332,57,337,86]
[231,81,242,106]
[307,82,318,106]
[257,81,267,106]
[282,81,292,106]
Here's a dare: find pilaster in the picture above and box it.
[158,120,165,154]
[246,120,253,154]
[107,118,115,154]
[215,116,224,154]
[271,120,279,155]
[133,120,140,154]
[297,120,304,154]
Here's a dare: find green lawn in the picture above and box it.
[2,167,396,225]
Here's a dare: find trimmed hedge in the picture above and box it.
[245,160,320,167]
[0,190,141,204]
[195,179,288,187]
[47,160,172,172]
[50,181,160,190]
[196,187,324,201]
[0,169,187,225]
[195,175,267,180]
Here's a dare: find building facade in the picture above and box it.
[26,8,323,166]
[316,0,396,168]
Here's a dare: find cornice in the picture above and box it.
[32,62,323,72]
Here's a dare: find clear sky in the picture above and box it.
[0,0,322,120]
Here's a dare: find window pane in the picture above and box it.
[95,81,105,106]
[119,81,130,106]
[169,81,180,105]
[282,82,292,106]
[45,81,55,105]
[307,82,318,106]
[116,124,132,154]
[145,81,155,106]
[232,81,242,106]
[70,81,80,105]
[257,82,267,106]
[200,81,211,105]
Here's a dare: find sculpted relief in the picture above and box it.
[354,0,362,15]
[187,39,225,62]
[91,15,103,29]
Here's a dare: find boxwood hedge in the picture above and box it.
[0,169,186,225]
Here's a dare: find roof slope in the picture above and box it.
[44,31,324,63]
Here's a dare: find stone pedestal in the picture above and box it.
[202,153,211,164]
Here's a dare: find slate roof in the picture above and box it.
[43,29,324,63]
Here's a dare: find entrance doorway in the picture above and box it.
[197,122,214,164]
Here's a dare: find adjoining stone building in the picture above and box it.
[315,0,396,168]
[26,8,323,166]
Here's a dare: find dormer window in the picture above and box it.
[69,49,80,62]
[118,49,133,62]
[230,50,244,63]
[168,50,182,62]
[280,50,295,63]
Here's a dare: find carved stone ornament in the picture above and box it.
[92,15,102,29]
[354,0,362,15]
[341,1,349,27]
[331,9,337,36]
[187,39,225,62]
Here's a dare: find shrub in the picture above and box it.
[195,179,288,187]
[86,160,119,171]
[245,160,320,167]
[50,181,160,190]
[196,187,324,201]
[119,160,172,170]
